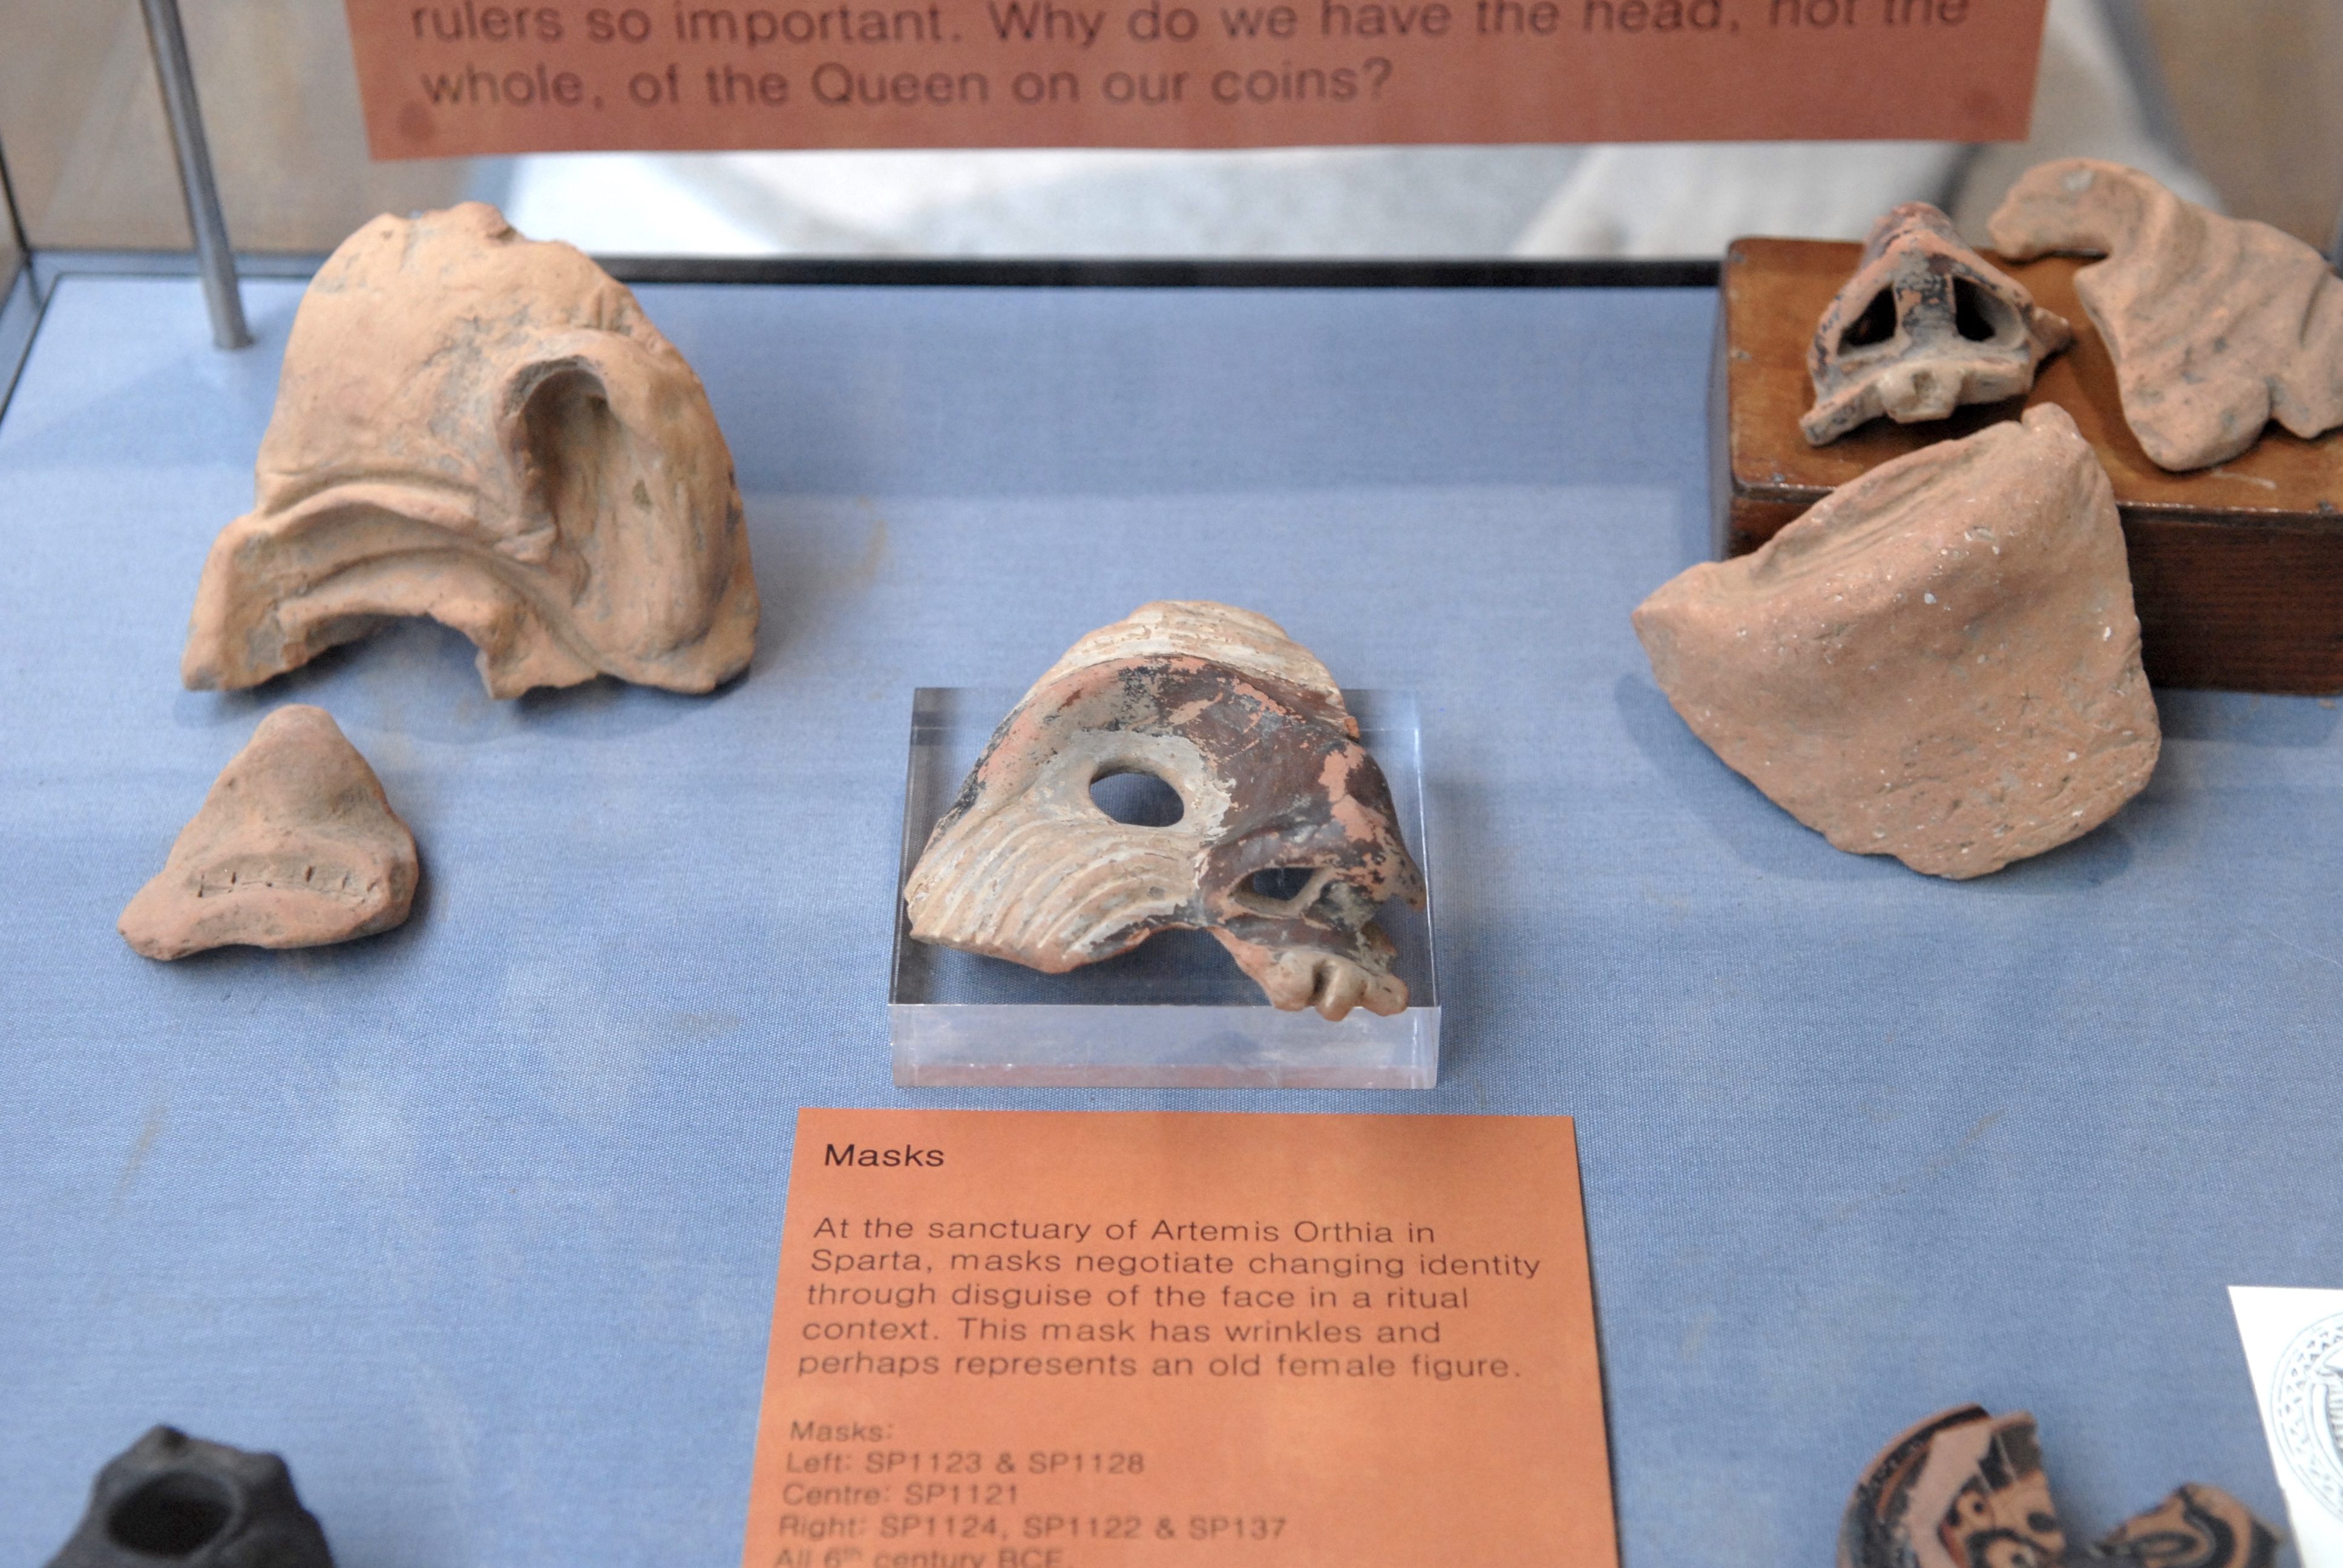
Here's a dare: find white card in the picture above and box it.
[2230,1285,2343,1568]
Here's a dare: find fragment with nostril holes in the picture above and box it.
[1801,201,2072,446]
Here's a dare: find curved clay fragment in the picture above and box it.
[183,202,757,699]
[119,705,418,960]
[1989,158,2343,471]
[2095,1485,2278,1568]
[1838,1406,2063,1568]
[1634,403,2159,878]
[903,601,1425,1021]
[1803,201,2072,445]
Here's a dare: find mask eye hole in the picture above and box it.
[1089,768,1184,826]
[1953,275,2013,342]
[1838,289,1898,353]
[1250,866,1317,901]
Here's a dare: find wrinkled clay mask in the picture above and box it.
[182,201,757,699]
[903,601,1424,1021]
[1803,202,2072,445]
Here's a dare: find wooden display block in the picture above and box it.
[1713,237,2343,694]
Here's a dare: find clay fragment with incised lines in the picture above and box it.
[182,203,756,699]
[904,601,1424,1021]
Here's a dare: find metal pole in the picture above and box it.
[137,0,250,350]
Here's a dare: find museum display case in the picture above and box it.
[4,4,2342,1566]
[892,682,1439,1087]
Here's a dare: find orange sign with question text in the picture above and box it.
[741,1109,1613,1568]
[346,0,2046,157]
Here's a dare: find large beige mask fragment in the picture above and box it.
[1802,202,2071,445]
[183,203,758,699]
[1633,404,2159,879]
[119,705,419,960]
[1990,158,2343,471]
[903,601,1426,1021]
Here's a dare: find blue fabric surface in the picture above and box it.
[2,272,2337,1568]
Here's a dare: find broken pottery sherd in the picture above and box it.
[1633,402,2159,879]
[2094,1485,2279,1568]
[903,601,1425,1022]
[1990,158,2343,471]
[1801,201,2073,446]
[1841,1409,2281,1568]
[119,705,419,960]
[183,201,757,699]
[45,1426,333,1568]
[1838,1406,2064,1568]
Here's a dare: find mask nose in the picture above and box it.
[1883,362,1959,420]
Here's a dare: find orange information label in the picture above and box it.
[741,1109,1613,1568]
[350,0,2046,157]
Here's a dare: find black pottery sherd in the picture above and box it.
[45,1426,333,1568]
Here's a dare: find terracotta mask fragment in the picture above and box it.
[903,601,1424,1021]
[1802,201,2072,445]
[1634,403,2159,878]
[119,705,419,960]
[1990,158,2343,471]
[182,202,758,699]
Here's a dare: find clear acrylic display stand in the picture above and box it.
[889,688,1440,1088]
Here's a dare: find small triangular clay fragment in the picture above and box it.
[1803,201,2072,445]
[1634,402,2159,878]
[1838,1406,2064,1568]
[119,706,418,960]
[1990,158,2343,471]
[45,1425,333,1568]
[2093,1484,2279,1568]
